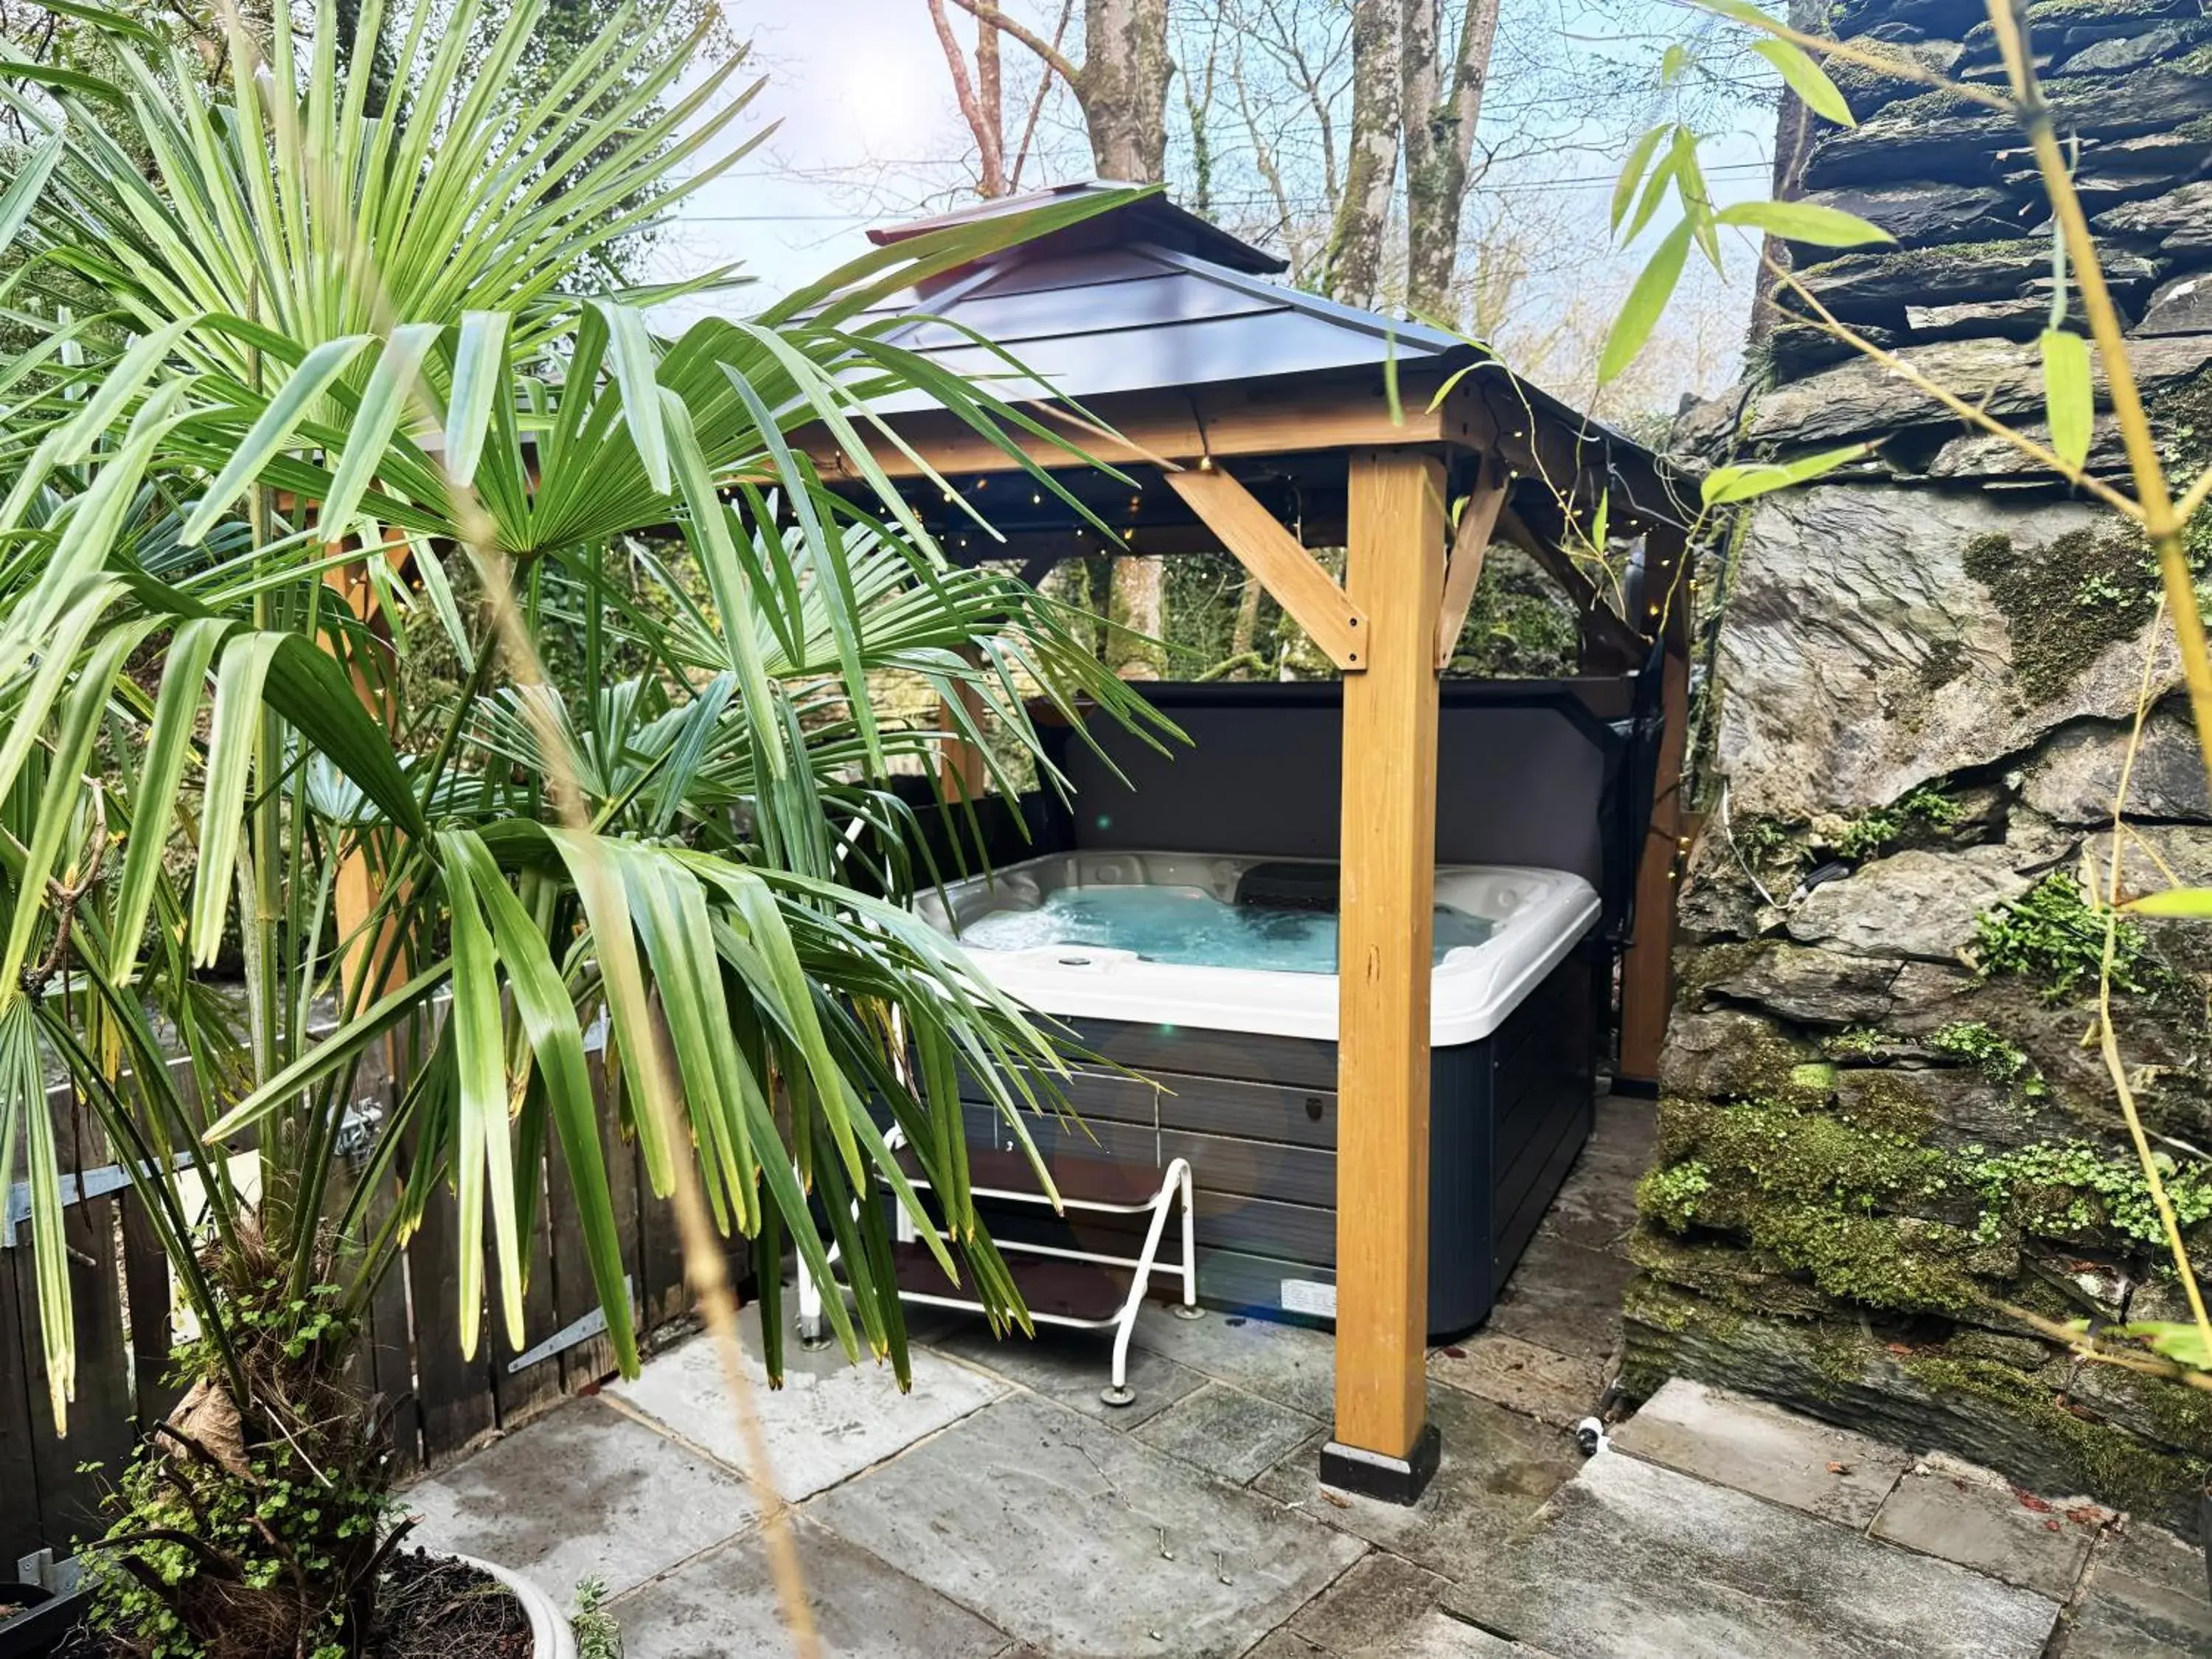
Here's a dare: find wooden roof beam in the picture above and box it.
[1164,462,1368,670]
[1433,456,1509,671]
[1494,503,1648,665]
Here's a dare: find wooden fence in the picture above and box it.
[1,1034,723,1568]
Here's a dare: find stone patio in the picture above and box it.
[402,1096,2212,1657]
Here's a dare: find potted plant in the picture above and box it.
[0,3,1158,1652]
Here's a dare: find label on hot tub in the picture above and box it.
[1280,1278,1337,1318]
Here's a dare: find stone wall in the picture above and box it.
[1644,0,2212,1531]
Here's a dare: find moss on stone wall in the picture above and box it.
[1961,529,2154,703]
[1902,1352,2212,1517]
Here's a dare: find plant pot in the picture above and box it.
[463,1557,580,1659]
[0,1559,574,1659]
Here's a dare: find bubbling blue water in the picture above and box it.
[958,884,1496,975]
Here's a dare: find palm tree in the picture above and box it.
[0,1,1161,1649]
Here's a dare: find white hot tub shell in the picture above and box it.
[914,851,1600,1046]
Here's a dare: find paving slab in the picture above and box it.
[1427,1334,1607,1430]
[1480,1234,1635,1364]
[1868,1455,2103,1600]
[1593,1093,1658,1164]
[609,1308,1005,1500]
[1610,1377,1910,1528]
[804,1392,1366,1658]
[608,1514,1006,1658]
[2064,1522,2212,1658]
[1280,1551,1446,1653]
[1130,1380,1321,1483]
[1444,1449,2062,1659]
[922,1316,1206,1428]
[1530,1150,1644,1257]
[400,1399,754,1601]
[1253,1384,1582,1584]
[1129,1305,1338,1419]
[1348,1610,1554,1657]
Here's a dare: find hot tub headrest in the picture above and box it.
[1234,861,1341,911]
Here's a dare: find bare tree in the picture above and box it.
[1322,0,1399,307]
[1402,0,1500,319]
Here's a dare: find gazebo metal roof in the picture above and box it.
[839,181,1689,542]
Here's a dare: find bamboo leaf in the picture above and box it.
[1599,220,1693,386]
[2124,888,2212,918]
[1752,37,1856,128]
[1611,123,1671,234]
[2041,327,2095,472]
[1714,199,1892,248]
[1701,442,1875,505]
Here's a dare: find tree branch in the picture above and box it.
[1009,0,1076,191]
[944,0,1085,92]
[928,0,1007,194]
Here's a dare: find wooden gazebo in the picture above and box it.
[812,182,1692,1503]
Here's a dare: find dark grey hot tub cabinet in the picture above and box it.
[916,673,1658,1339]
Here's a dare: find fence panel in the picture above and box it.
[5,1040,742,1564]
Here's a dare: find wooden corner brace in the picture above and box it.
[1434,457,1509,671]
[1164,465,1368,671]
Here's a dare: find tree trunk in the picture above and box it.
[1402,0,1500,321]
[1229,571,1264,675]
[1107,554,1168,680]
[1082,0,1172,180]
[1324,0,1401,307]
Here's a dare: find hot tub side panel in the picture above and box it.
[950,947,1596,1338]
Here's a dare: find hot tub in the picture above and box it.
[917,852,1601,1338]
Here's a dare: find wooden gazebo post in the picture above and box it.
[1324,448,1447,1500]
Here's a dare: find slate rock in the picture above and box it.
[1767,318,1894,381]
[1659,1007,1823,1101]
[1710,483,2173,817]
[1902,296,2049,343]
[1791,240,2049,323]
[1787,844,2034,962]
[1809,66,2212,193]
[2063,1523,2212,1659]
[2098,181,2212,258]
[1927,416,2134,479]
[1253,1382,1582,1582]
[2020,700,2212,824]
[1743,335,2212,448]
[1801,181,2020,251]
[1805,105,2010,192]
[1694,940,1905,1028]
[2135,271,2212,336]
[1829,0,1989,40]
[2058,19,2212,77]
[1827,36,1969,122]
[2005,128,2212,212]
